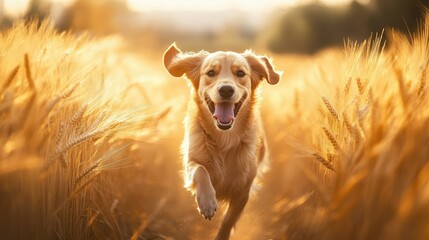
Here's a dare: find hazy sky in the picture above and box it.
[3,0,370,16]
[127,0,364,12]
[3,0,72,16]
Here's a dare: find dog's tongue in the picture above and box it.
[214,102,234,123]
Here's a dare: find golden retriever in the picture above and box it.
[163,43,281,240]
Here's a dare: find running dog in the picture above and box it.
[163,43,281,240]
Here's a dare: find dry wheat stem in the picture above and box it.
[56,122,64,145]
[59,153,67,169]
[131,197,168,240]
[46,128,104,168]
[344,77,352,96]
[44,82,80,116]
[59,129,103,154]
[69,104,87,127]
[357,104,369,120]
[418,61,428,96]
[327,153,335,163]
[368,87,373,104]
[0,66,19,95]
[75,161,100,184]
[342,112,354,136]
[45,108,59,129]
[87,211,100,227]
[22,92,37,121]
[89,110,107,131]
[356,77,364,95]
[394,66,409,107]
[45,96,62,114]
[322,126,340,151]
[24,54,36,90]
[357,117,366,139]
[312,153,335,171]
[322,96,340,121]
[0,91,13,113]
[354,127,362,146]
[61,82,79,99]
[53,172,100,216]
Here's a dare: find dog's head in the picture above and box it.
[163,43,282,131]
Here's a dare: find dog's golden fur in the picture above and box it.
[163,43,281,240]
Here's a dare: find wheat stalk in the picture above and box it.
[0,66,19,95]
[56,122,64,145]
[44,82,80,118]
[342,112,362,146]
[75,161,100,184]
[61,82,79,99]
[45,128,104,168]
[393,65,409,107]
[75,141,130,184]
[322,96,339,121]
[357,111,366,138]
[418,61,428,97]
[131,197,168,240]
[24,54,36,90]
[89,110,106,130]
[368,87,373,103]
[59,153,67,169]
[327,153,335,163]
[45,96,61,115]
[21,92,37,121]
[59,129,104,154]
[312,153,335,171]
[344,77,352,96]
[356,77,364,95]
[354,127,362,146]
[322,126,340,151]
[0,90,13,113]
[357,104,369,120]
[53,172,100,216]
[342,112,354,136]
[70,104,87,127]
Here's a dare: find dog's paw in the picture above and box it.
[196,187,217,220]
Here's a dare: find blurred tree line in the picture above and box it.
[268,0,429,54]
[0,0,129,33]
[0,0,50,29]
[1,0,428,54]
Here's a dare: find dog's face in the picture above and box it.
[199,51,252,130]
[163,43,281,131]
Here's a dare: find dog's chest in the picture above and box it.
[209,143,258,198]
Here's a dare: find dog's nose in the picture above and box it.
[219,85,235,98]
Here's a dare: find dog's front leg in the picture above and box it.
[189,163,218,220]
[215,191,249,240]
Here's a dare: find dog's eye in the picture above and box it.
[236,70,245,78]
[207,70,216,77]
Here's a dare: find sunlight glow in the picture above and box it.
[4,0,29,16]
[127,0,295,12]
[1,0,366,17]
[127,0,358,12]
[3,0,75,16]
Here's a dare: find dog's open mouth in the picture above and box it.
[205,94,247,130]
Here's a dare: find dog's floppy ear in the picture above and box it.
[244,51,282,85]
[163,43,207,86]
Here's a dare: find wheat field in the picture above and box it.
[1,15,429,240]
